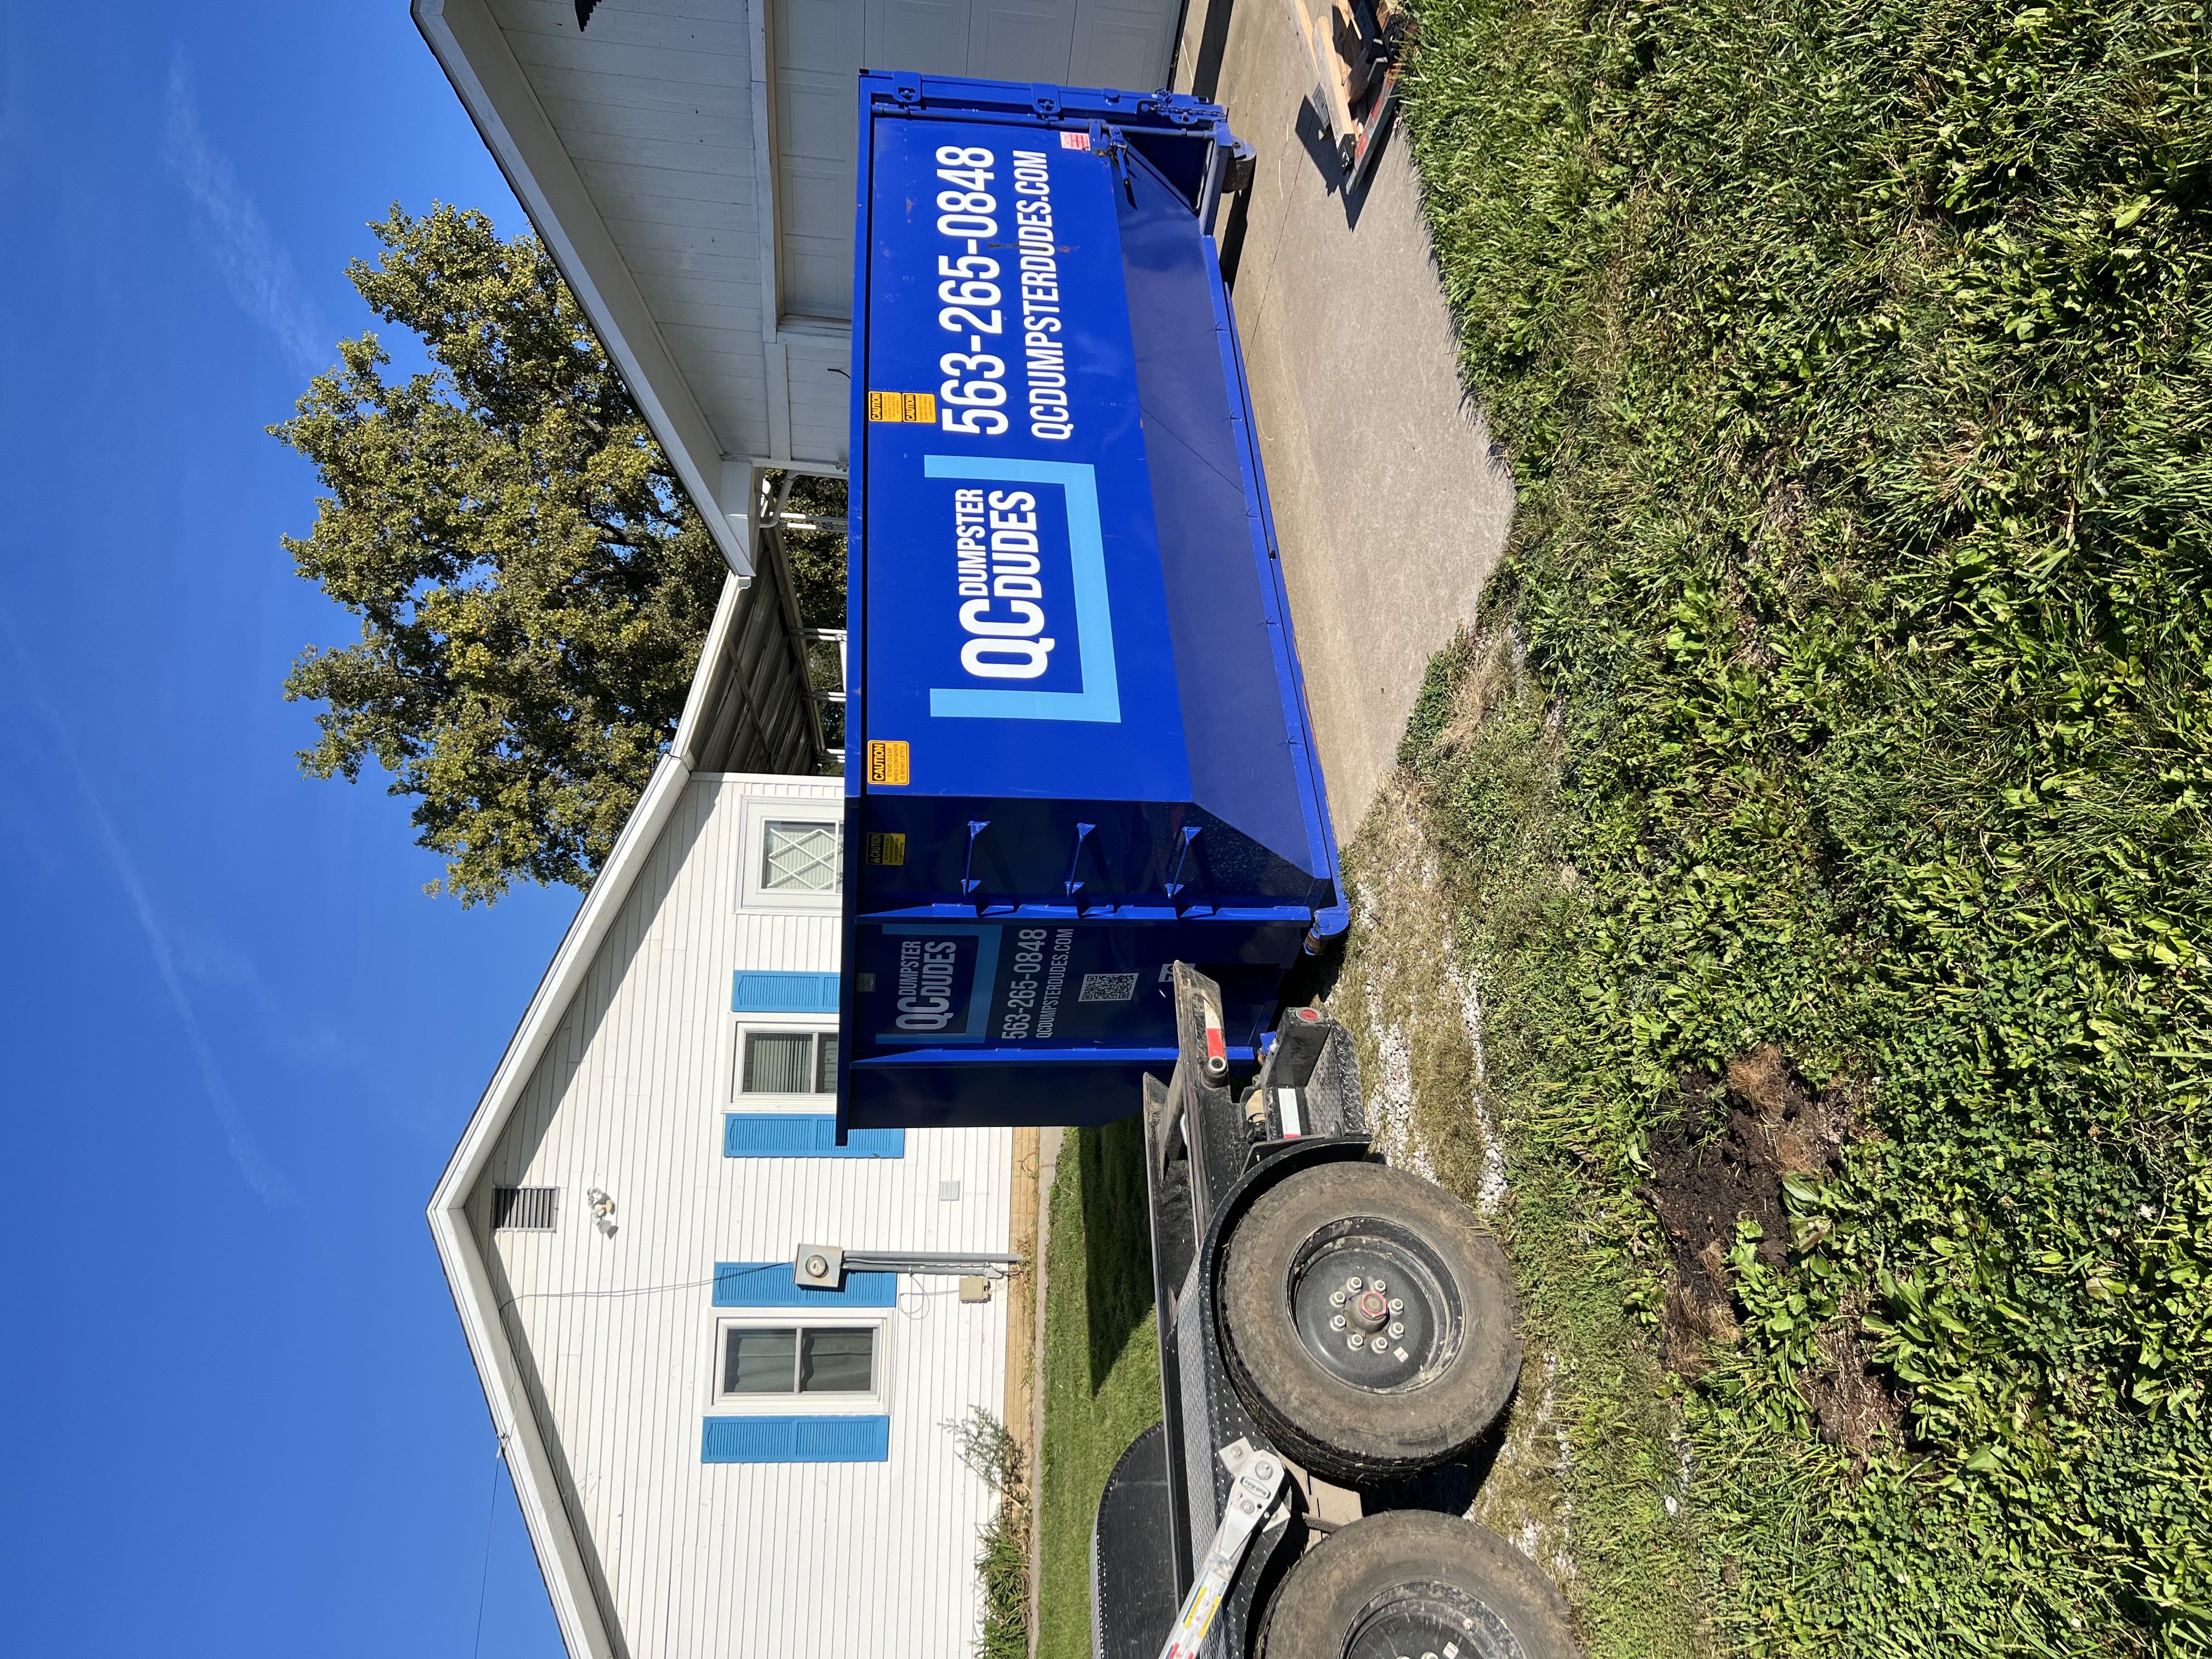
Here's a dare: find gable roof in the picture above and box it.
[426,569,754,1659]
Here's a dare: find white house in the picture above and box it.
[427,580,1023,1658]
[416,4,1216,1647]
[414,0,1187,556]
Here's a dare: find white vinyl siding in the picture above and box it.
[471,774,1011,1658]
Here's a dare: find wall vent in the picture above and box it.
[492,1187,558,1231]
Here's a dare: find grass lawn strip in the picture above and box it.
[1035,1120,1163,1659]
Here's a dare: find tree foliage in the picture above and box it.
[272,204,727,904]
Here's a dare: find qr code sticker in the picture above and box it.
[1079,972,1137,1002]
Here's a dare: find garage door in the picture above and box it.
[772,0,1186,324]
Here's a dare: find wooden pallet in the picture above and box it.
[1282,0,1410,190]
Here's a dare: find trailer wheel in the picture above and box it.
[1220,1160,1519,1483]
[1259,1511,1579,1659]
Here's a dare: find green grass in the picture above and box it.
[1035,1118,1164,1659]
[1386,0,2212,1649]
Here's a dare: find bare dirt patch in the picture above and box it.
[1802,1311,1904,1463]
[1644,1045,1850,1376]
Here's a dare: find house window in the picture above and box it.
[761,820,839,893]
[740,1030,836,1094]
[722,1325,877,1396]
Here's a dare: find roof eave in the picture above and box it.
[410,0,754,584]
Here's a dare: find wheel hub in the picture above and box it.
[1341,1579,1524,1659]
[1349,1288,1390,1331]
[1289,1224,1455,1392]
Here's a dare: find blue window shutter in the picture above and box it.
[721,1114,904,1159]
[731,971,840,1013]
[702,1415,889,1464]
[712,1262,898,1308]
[795,1417,890,1460]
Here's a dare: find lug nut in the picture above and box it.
[1330,1313,1346,1330]
[1389,1321,1405,1338]
[1370,1278,1386,1294]
[1388,1297,1404,1313]
[1347,1333,1364,1350]
[1346,1276,1363,1291]
[1329,1289,1346,1306]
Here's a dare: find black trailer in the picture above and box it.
[1091,966,1583,1659]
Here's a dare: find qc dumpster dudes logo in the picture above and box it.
[870,923,1135,1048]
[950,485,1055,682]
[889,935,964,1033]
[871,923,995,1045]
[926,455,1121,724]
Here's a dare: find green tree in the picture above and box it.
[272,204,727,905]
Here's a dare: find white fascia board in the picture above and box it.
[413,0,754,583]
[428,1201,616,1659]
[670,571,747,769]
[425,749,692,1659]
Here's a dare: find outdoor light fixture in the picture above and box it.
[585,1187,618,1238]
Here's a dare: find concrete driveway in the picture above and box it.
[1175,0,1516,843]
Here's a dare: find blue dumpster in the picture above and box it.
[839,72,1346,1131]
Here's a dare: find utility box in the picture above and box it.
[838,73,1345,1132]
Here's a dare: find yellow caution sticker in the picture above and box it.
[866,740,911,787]
[866,832,907,866]
[867,390,937,424]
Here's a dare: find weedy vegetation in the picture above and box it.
[1332,763,1712,1657]
[952,1408,1032,1659]
[1386,0,2212,1650]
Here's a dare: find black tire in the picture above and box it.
[1259,1511,1581,1659]
[1220,1160,1520,1483]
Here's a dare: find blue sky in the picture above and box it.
[1,5,573,1652]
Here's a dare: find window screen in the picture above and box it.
[762,820,839,892]
[743,1031,823,1093]
[721,1325,875,1395]
[800,1329,874,1392]
[724,1328,798,1393]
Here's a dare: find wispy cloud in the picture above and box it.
[180,938,363,1074]
[161,50,328,379]
[0,613,299,1207]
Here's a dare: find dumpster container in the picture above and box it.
[839,72,1346,1132]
